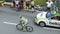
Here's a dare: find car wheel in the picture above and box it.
[39,21,46,27]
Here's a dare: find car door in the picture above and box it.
[48,19,60,27]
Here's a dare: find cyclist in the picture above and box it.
[19,16,28,32]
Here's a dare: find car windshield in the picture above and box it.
[46,12,53,18]
[50,16,60,20]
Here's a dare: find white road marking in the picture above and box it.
[3,22,60,31]
[3,22,17,25]
[43,27,60,31]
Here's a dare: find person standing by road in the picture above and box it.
[15,0,19,7]
[21,0,23,9]
[46,0,53,10]
[13,0,15,7]
[17,1,22,11]
[31,0,34,9]
[30,0,35,12]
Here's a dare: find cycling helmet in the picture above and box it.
[19,15,23,18]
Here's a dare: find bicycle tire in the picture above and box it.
[26,26,33,32]
[16,24,22,31]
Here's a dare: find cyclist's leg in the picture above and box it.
[22,24,26,32]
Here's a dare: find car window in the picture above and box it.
[46,12,53,18]
[51,16,60,20]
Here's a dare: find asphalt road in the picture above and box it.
[0,7,60,34]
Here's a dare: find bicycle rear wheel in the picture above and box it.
[26,26,33,32]
[16,24,22,31]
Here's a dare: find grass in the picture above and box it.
[5,0,12,2]
[34,0,55,6]
[0,0,2,1]
[34,0,46,6]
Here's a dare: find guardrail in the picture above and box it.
[0,1,14,8]
[4,2,14,8]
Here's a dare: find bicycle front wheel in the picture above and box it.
[16,24,22,31]
[26,26,33,32]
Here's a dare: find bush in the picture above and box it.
[5,0,21,2]
[5,0,12,2]
[34,0,55,6]
[34,0,46,6]
[0,0,2,1]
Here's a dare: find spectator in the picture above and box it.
[26,0,31,8]
[18,1,22,9]
[13,0,15,7]
[21,0,23,9]
[46,0,53,11]
[31,0,34,9]
[15,0,19,7]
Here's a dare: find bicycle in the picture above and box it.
[16,20,33,32]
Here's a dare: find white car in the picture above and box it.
[34,11,60,27]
